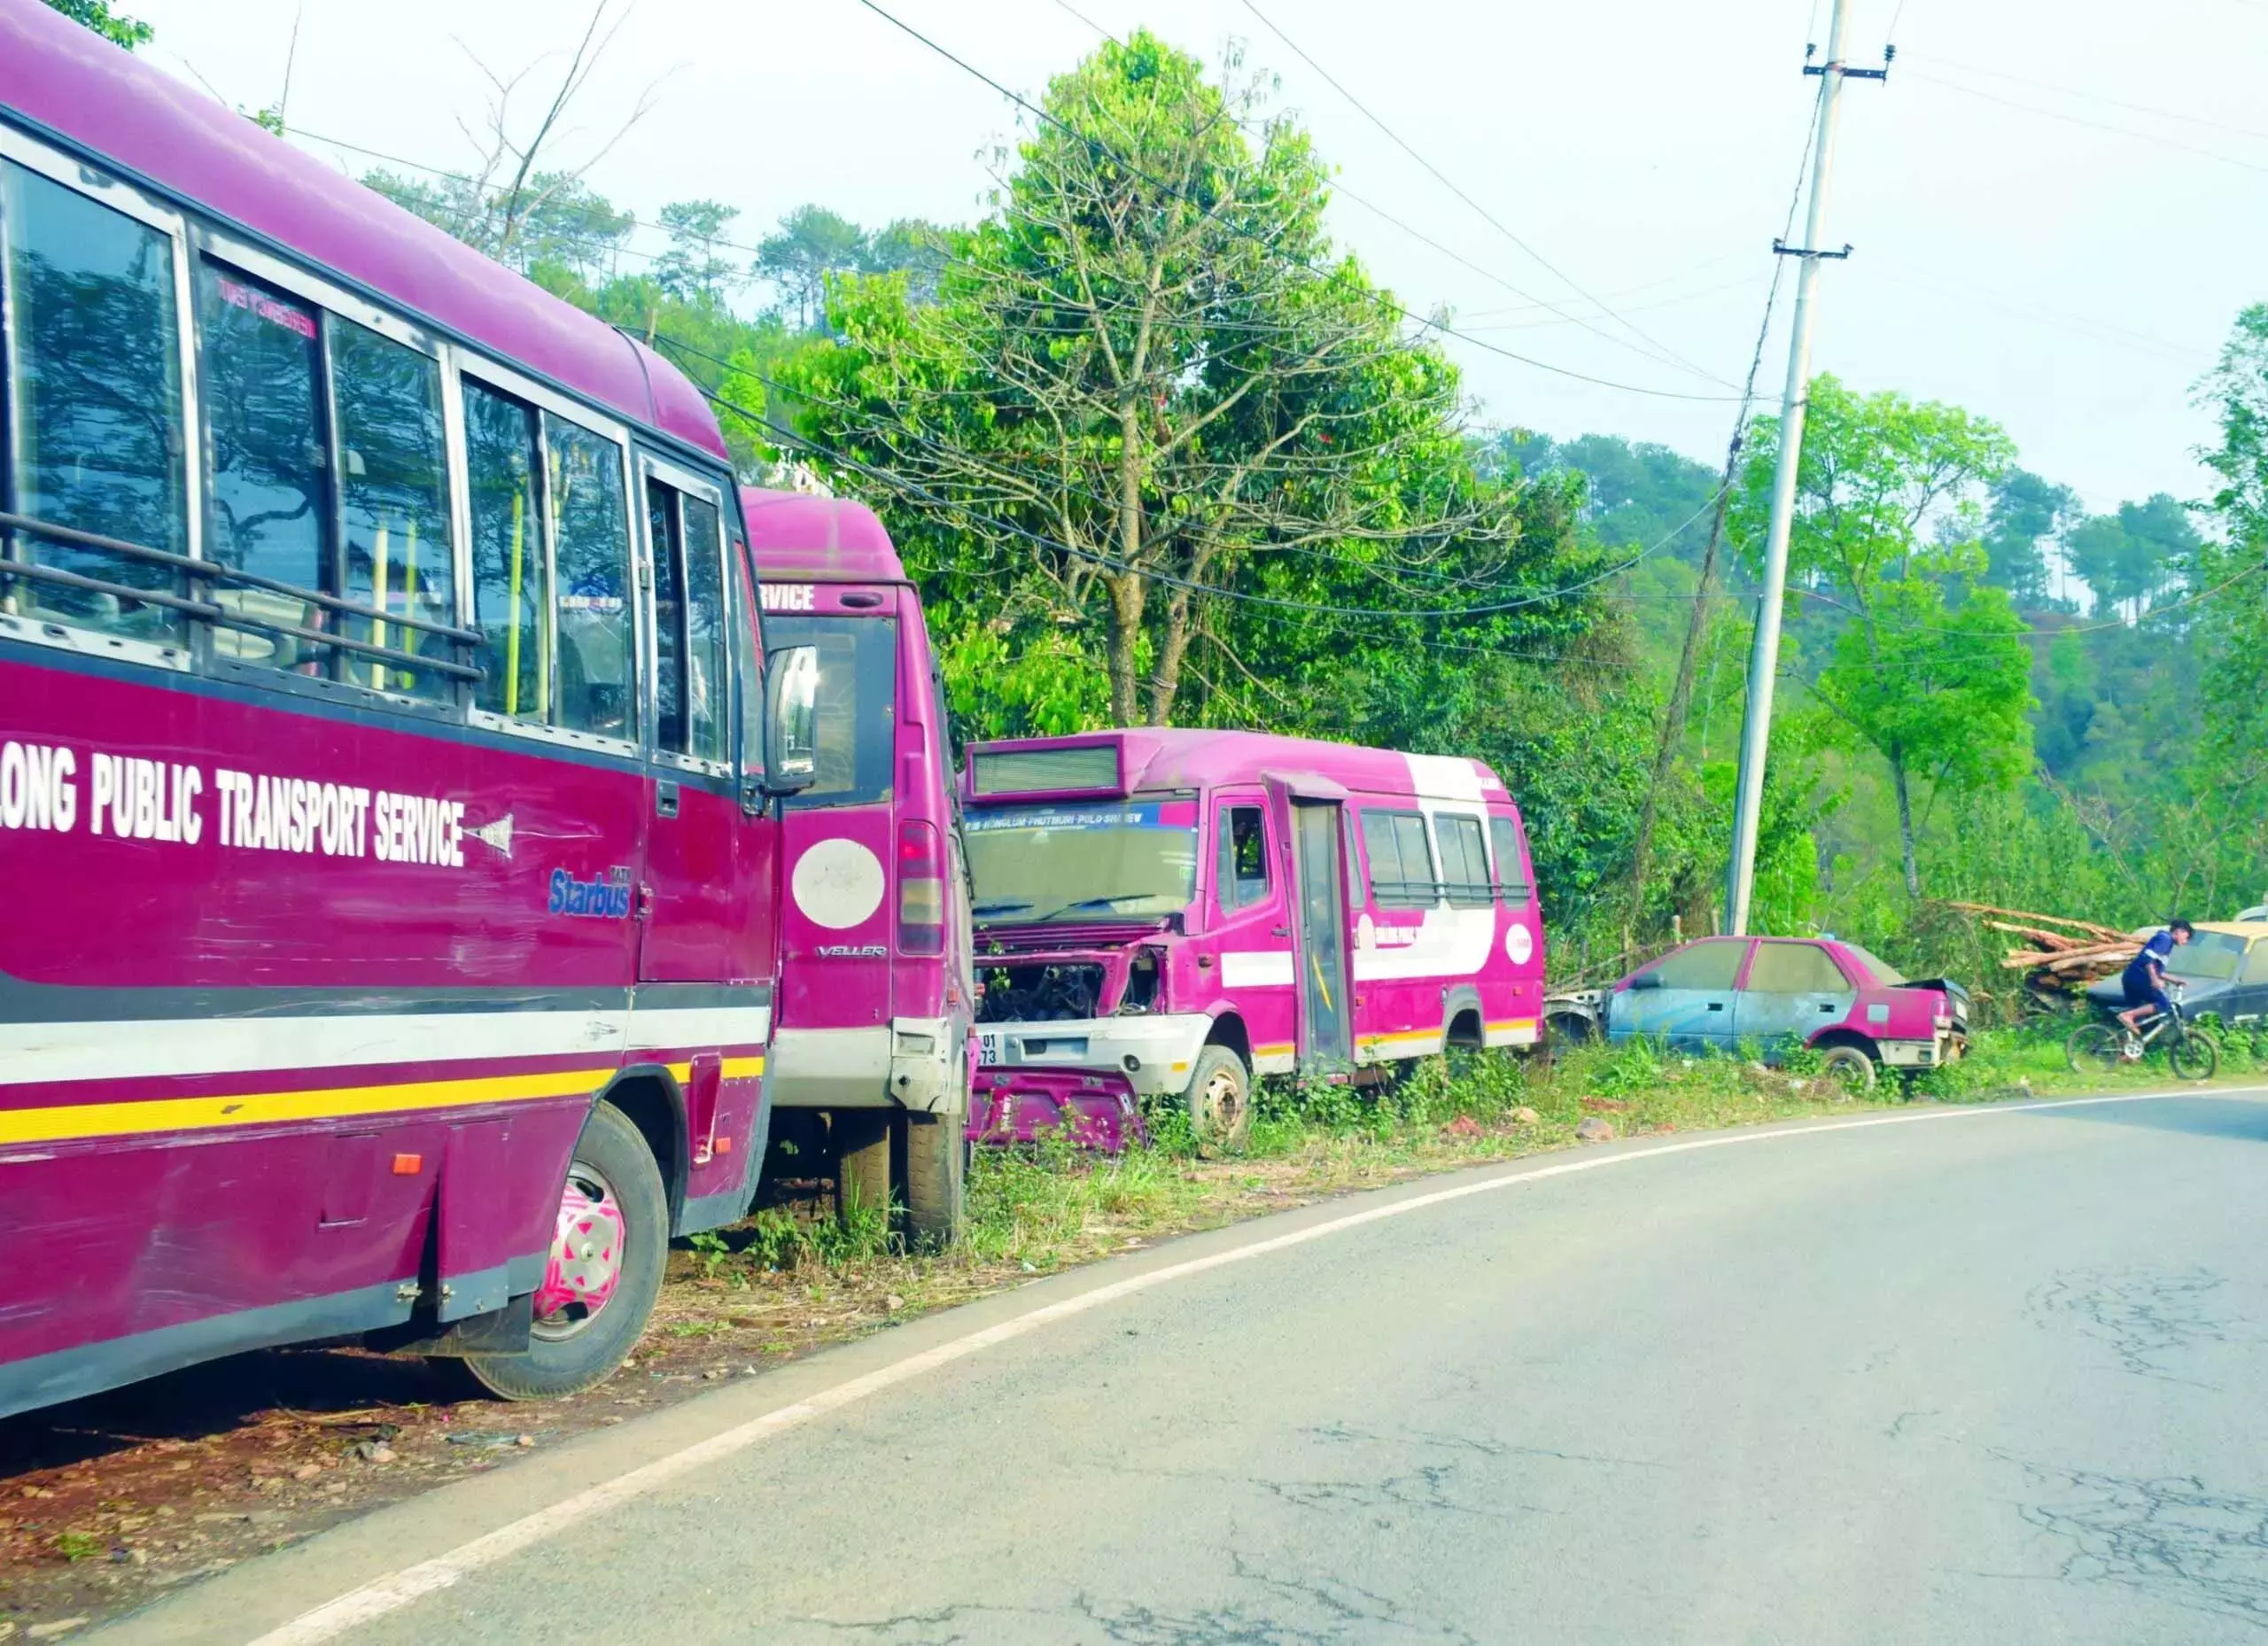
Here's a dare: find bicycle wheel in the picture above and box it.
[2170,1029,2218,1083]
[2066,1022,2124,1077]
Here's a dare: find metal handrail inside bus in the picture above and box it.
[0,509,485,682]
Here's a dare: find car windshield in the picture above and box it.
[2170,931,2246,980]
[965,798,1199,925]
[1844,946,1906,985]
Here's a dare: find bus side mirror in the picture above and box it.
[762,644,819,796]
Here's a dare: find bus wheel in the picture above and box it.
[466,1101,666,1401]
[902,1111,966,1251]
[1185,1045,1253,1153]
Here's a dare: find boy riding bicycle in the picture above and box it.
[2116,919,2194,1037]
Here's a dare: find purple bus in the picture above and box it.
[745,488,974,1243]
[961,731,1545,1146]
[0,0,819,1417]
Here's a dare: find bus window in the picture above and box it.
[1360,808,1438,908]
[1433,811,1491,907]
[1,159,188,642]
[681,493,727,763]
[1488,815,1532,905]
[548,416,633,741]
[1216,805,1270,912]
[464,383,548,722]
[761,614,897,807]
[332,317,454,697]
[732,547,764,781]
[198,259,332,674]
[649,480,686,751]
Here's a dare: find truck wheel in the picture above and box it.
[833,1109,892,1225]
[465,1100,665,1401]
[902,1111,966,1250]
[1185,1045,1253,1153]
[1819,1044,1876,1092]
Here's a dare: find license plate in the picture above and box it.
[977,1031,1002,1067]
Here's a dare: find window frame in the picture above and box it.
[1431,810,1492,908]
[1360,805,1441,910]
[1742,940,1854,994]
[190,228,475,713]
[0,124,202,674]
[636,450,734,781]
[456,353,641,758]
[1487,812,1532,906]
[1214,801,1272,916]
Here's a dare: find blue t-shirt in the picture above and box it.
[2124,929,2176,988]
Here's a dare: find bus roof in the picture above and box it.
[740,488,907,583]
[966,728,1506,805]
[0,0,726,464]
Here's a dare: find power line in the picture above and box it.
[1905,52,2268,144]
[850,0,1746,405]
[1905,73,2268,177]
[1232,0,1741,391]
[653,328,1730,623]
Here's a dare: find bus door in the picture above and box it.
[1288,797,1355,1068]
[636,458,761,983]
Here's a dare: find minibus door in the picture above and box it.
[1289,799,1355,1069]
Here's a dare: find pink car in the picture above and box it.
[960,731,1546,1146]
[1604,936,1969,1086]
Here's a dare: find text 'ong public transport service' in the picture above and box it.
[0,0,825,1419]
[961,731,1547,1149]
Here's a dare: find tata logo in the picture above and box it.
[548,866,633,919]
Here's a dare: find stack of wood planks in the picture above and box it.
[1950,903,2148,992]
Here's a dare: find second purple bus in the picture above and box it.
[961,731,1546,1146]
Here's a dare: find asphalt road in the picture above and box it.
[109,1090,2268,1645]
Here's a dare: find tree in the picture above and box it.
[1735,376,2028,897]
[1980,468,2078,608]
[863,218,951,307]
[42,0,151,50]
[653,199,743,307]
[781,33,1541,727]
[2193,304,2268,832]
[755,206,868,330]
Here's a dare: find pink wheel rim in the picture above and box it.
[531,1162,625,1339]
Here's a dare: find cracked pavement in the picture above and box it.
[105,1091,2268,1644]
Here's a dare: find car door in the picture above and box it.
[1734,940,1858,1053]
[1612,939,1751,1052]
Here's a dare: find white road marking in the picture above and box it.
[251,1085,2250,1645]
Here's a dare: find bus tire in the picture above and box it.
[902,1111,966,1250]
[1185,1044,1253,1153]
[465,1100,666,1401]
[834,1109,892,1226]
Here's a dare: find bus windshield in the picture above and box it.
[966,800,1198,925]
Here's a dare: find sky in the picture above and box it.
[126,0,2266,516]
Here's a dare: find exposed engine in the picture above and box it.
[975,962,1106,1024]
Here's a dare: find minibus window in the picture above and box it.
[1216,806,1270,912]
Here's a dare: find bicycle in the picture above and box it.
[2065,982,2218,1082]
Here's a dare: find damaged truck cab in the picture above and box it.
[961,731,1548,1148]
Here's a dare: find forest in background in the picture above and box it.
[59,0,2266,997]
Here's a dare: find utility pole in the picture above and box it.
[1722,0,1888,936]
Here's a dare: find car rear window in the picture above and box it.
[1845,946,1906,985]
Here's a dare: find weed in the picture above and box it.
[51,1530,103,1562]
